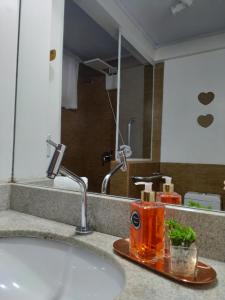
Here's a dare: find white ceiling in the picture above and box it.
[64,0,119,61]
[115,0,225,47]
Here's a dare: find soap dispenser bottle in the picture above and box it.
[156,176,182,205]
[135,182,155,202]
[129,182,165,261]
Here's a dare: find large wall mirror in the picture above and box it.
[13,0,225,213]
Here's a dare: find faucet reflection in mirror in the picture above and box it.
[101,150,128,194]
[132,173,163,184]
[46,139,92,235]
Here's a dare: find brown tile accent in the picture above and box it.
[109,64,162,197]
[152,63,164,162]
[109,160,225,209]
[61,65,117,193]
[143,65,153,158]
[109,160,129,197]
[160,162,225,209]
[128,161,160,198]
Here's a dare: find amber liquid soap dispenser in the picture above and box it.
[156,176,182,205]
[130,182,165,261]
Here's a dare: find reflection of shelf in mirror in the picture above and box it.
[83,58,117,75]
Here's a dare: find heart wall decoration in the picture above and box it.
[197,114,214,128]
[198,92,215,105]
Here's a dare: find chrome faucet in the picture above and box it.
[101,150,127,194]
[46,139,92,235]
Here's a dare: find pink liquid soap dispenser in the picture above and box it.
[156,176,182,205]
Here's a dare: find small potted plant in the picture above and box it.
[187,199,212,210]
[166,219,198,277]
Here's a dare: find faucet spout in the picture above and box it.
[59,166,92,234]
[46,140,92,235]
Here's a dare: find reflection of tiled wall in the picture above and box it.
[61,65,116,193]
[120,65,144,157]
[151,63,164,162]
[109,63,164,198]
[160,163,225,209]
[110,160,160,198]
[110,160,225,209]
[143,65,153,158]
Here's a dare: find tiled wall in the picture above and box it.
[110,159,225,210]
[143,65,154,158]
[61,65,116,193]
[151,63,164,162]
[160,163,225,209]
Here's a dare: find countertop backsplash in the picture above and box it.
[0,183,223,262]
[0,183,11,211]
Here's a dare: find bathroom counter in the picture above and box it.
[0,209,224,300]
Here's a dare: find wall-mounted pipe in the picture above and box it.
[127,119,135,147]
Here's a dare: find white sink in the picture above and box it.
[0,237,125,300]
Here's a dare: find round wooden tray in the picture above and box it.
[113,239,217,285]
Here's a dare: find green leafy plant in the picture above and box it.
[165,219,181,230]
[187,200,212,210]
[166,219,196,247]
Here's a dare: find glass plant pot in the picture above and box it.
[164,224,170,257]
[170,243,198,277]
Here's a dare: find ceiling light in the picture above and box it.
[171,2,186,14]
[171,0,194,15]
[181,0,194,7]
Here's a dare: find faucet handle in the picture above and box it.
[47,142,66,179]
[118,150,127,172]
[132,173,163,184]
[46,139,58,148]
[101,151,113,166]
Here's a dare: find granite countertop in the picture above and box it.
[0,209,224,300]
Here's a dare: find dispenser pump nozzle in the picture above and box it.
[162,176,174,193]
[135,182,155,202]
[135,182,153,192]
[162,176,172,184]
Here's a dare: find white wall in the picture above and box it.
[0,0,19,181]
[14,0,64,181]
[48,0,65,146]
[161,48,225,164]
